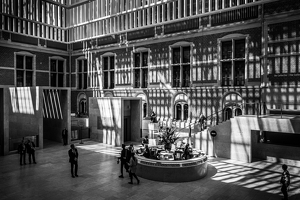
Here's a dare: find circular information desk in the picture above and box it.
[136,154,208,182]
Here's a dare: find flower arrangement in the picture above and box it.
[159,127,180,151]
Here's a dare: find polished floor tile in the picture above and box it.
[0,140,299,200]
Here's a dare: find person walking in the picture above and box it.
[68,144,79,178]
[119,144,128,178]
[62,128,68,146]
[26,139,37,164]
[280,164,290,200]
[18,139,27,165]
[127,152,140,184]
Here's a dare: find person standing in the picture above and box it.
[119,144,128,178]
[280,164,290,200]
[62,128,68,146]
[142,145,150,158]
[26,139,37,164]
[18,139,27,165]
[68,144,79,178]
[150,111,156,122]
[198,113,207,131]
[142,135,149,147]
[127,152,140,184]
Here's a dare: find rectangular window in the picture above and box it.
[78,59,88,89]
[102,55,115,89]
[221,39,246,86]
[50,59,64,87]
[134,51,149,88]
[16,55,34,87]
[172,46,191,87]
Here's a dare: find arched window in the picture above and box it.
[77,93,87,116]
[176,104,182,120]
[143,103,147,118]
[79,99,86,114]
[183,104,188,120]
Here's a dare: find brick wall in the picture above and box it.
[0,46,69,87]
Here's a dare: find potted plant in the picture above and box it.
[160,127,180,151]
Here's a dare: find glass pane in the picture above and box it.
[173,65,180,87]
[17,70,24,87]
[173,48,180,64]
[222,62,232,86]
[110,71,114,89]
[234,61,245,86]
[104,72,108,89]
[142,52,148,66]
[83,73,87,89]
[222,41,232,59]
[184,104,188,120]
[78,60,82,73]
[225,0,230,8]
[50,60,57,72]
[50,73,57,87]
[26,71,33,86]
[218,0,222,9]
[110,56,114,69]
[58,74,64,87]
[134,69,140,88]
[235,39,245,58]
[26,56,33,70]
[58,60,64,72]
[183,47,190,63]
[103,57,108,70]
[142,69,148,88]
[182,65,190,87]
[134,53,140,67]
[78,74,82,89]
[143,103,147,118]
[16,55,24,69]
[84,60,88,72]
[176,104,181,120]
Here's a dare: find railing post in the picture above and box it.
[281,103,283,119]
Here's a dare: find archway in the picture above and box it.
[222,92,243,121]
[77,93,87,116]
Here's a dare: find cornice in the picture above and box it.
[0,40,69,56]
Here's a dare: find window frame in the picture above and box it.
[14,52,36,87]
[174,102,189,121]
[101,53,116,90]
[170,42,193,88]
[219,35,248,87]
[132,48,150,88]
[49,57,66,87]
[76,58,88,89]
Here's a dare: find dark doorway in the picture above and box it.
[224,107,232,121]
[124,117,131,142]
[79,99,86,114]
[235,108,242,116]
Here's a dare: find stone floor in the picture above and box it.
[0,140,299,200]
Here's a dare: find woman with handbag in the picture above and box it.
[127,152,140,184]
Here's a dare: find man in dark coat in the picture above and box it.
[119,144,128,178]
[68,144,79,178]
[18,139,26,165]
[62,128,68,146]
[26,139,37,164]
